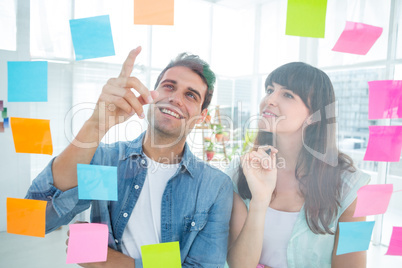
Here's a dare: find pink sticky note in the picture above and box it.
[353,184,393,217]
[364,126,402,162]
[332,21,383,55]
[386,227,402,256]
[66,223,109,264]
[368,80,402,119]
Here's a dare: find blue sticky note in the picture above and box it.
[70,15,115,61]
[4,118,9,128]
[8,61,48,102]
[77,164,118,201]
[336,221,375,255]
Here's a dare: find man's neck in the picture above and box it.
[142,129,186,164]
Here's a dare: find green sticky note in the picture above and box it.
[2,107,7,118]
[286,0,328,38]
[141,242,181,268]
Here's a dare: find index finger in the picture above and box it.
[257,145,278,155]
[119,46,142,78]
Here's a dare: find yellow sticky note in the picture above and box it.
[141,242,181,268]
[286,0,327,38]
[7,197,47,237]
[134,0,174,25]
[10,117,53,155]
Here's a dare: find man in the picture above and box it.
[26,47,233,267]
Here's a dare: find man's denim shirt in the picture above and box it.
[26,132,233,268]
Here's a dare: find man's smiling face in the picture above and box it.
[148,66,208,140]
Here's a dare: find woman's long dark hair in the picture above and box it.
[237,62,355,235]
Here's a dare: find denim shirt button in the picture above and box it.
[141,159,146,165]
[191,221,196,227]
[123,213,128,218]
[135,185,139,190]
[115,239,119,244]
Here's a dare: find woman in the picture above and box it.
[226,62,370,268]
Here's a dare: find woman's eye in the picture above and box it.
[284,93,294,99]
[266,88,274,94]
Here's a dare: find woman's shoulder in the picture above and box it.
[225,155,251,207]
[225,155,241,183]
[338,167,371,211]
[340,167,371,190]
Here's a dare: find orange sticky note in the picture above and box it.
[7,197,47,237]
[10,117,53,155]
[134,0,174,25]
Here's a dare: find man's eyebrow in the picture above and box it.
[161,79,177,85]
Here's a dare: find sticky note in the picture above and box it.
[2,107,7,118]
[141,241,181,268]
[7,197,47,237]
[386,227,402,256]
[0,122,4,133]
[134,0,174,25]
[69,15,115,61]
[8,61,48,102]
[332,21,383,55]
[353,184,393,217]
[285,0,327,38]
[364,126,402,162]
[10,117,53,155]
[336,221,375,255]
[4,117,9,128]
[66,223,109,264]
[77,164,118,201]
[0,100,3,111]
[368,80,402,119]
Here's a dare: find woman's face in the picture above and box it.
[258,82,310,135]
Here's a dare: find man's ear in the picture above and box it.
[196,109,208,124]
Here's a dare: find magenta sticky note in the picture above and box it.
[364,126,402,162]
[332,21,383,55]
[386,227,402,256]
[368,80,402,119]
[66,223,109,264]
[353,184,393,217]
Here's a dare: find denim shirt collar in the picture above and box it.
[123,131,199,179]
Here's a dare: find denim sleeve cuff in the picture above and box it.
[51,187,81,217]
[134,258,143,268]
[26,157,82,218]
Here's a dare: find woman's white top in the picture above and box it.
[260,207,299,268]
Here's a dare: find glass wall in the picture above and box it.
[1,1,401,266]
[0,0,17,51]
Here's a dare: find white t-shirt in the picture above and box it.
[260,207,299,268]
[121,155,180,259]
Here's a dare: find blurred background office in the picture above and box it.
[0,0,401,267]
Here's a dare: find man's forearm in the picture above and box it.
[53,119,105,191]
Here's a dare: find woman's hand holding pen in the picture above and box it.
[241,145,278,206]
